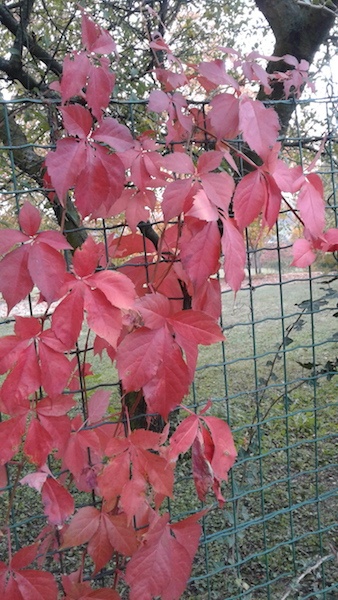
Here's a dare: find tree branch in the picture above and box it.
[0,103,86,249]
[0,4,63,77]
[255,0,338,133]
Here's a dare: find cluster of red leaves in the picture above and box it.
[0,8,336,600]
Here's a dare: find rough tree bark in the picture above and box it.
[255,0,338,132]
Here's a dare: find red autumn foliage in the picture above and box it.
[0,9,334,600]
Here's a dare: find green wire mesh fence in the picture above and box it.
[0,94,338,599]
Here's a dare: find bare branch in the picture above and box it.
[0,4,63,76]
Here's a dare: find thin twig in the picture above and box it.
[280,553,334,600]
[296,0,338,16]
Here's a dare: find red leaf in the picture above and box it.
[84,287,123,348]
[239,96,279,160]
[202,415,237,481]
[148,89,170,112]
[87,269,136,309]
[73,236,101,278]
[28,242,67,305]
[61,105,93,138]
[233,170,267,230]
[18,201,41,236]
[169,310,224,345]
[98,450,130,501]
[1,343,41,408]
[93,117,134,151]
[13,569,58,600]
[162,178,193,221]
[162,152,194,174]
[0,245,32,313]
[102,512,138,556]
[39,342,72,397]
[86,61,116,120]
[10,544,38,570]
[51,287,84,350]
[169,415,199,460]
[41,477,75,525]
[58,53,90,102]
[192,432,214,502]
[197,150,223,174]
[37,395,75,417]
[36,230,72,251]
[297,173,325,239]
[143,331,190,419]
[201,171,235,212]
[23,418,53,466]
[179,218,220,288]
[209,93,240,139]
[291,238,316,267]
[45,138,87,203]
[221,217,246,292]
[61,506,100,548]
[74,144,125,219]
[0,416,26,465]
[188,188,219,222]
[117,327,164,391]
[87,390,111,424]
[81,12,116,54]
[198,59,238,90]
[125,512,201,600]
[0,229,27,255]
[87,520,115,574]
[263,173,282,229]
[136,292,172,329]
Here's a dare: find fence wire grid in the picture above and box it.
[1,94,338,600]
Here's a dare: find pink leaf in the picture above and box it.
[93,117,134,151]
[169,310,224,345]
[41,477,75,525]
[61,105,93,138]
[18,201,41,236]
[88,390,111,424]
[297,173,325,239]
[221,217,246,292]
[88,269,136,309]
[23,419,53,466]
[0,245,32,313]
[233,170,267,230]
[28,242,67,305]
[162,153,194,174]
[59,52,90,102]
[201,171,235,212]
[81,12,116,54]
[0,229,27,255]
[291,238,316,267]
[61,506,100,548]
[202,415,237,481]
[117,327,165,391]
[169,415,199,460]
[180,218,220,288]
[45,138,87,203]
[86,61,116,120]
[239,96,280,160]
[126,512,202,600]
[148,89,170,113]
[209,93,240,140]
[197,150,223,174]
